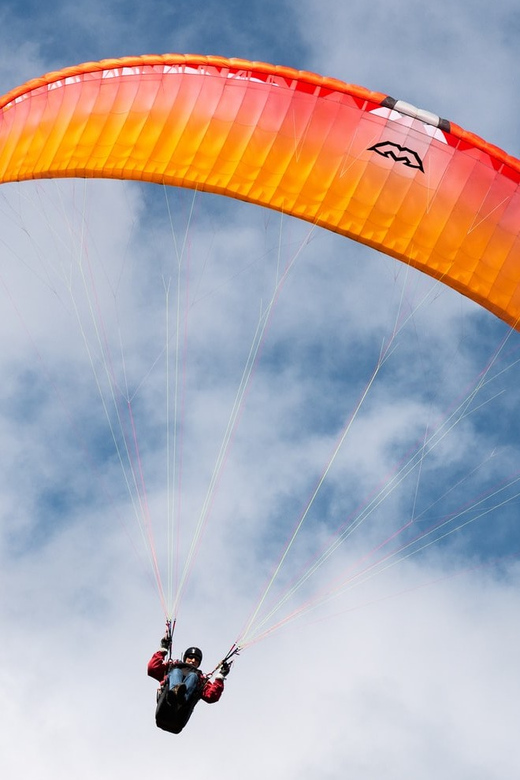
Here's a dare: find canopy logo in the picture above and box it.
[368,141,424,172]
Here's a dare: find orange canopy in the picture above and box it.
[1,54,519,327]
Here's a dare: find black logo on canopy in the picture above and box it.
[368,141,424,173]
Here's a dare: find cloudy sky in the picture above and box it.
[1,1,520,778]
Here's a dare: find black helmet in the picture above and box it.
[183,646,203,665]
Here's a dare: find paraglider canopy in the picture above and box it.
[0,53,519,327]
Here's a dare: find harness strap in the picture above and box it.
[165,618,176,661]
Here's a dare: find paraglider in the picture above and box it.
[1,53,520,735]
[148,631,231,734]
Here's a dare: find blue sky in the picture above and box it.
[0,2,520,779]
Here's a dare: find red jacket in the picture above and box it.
[147,651,224,703]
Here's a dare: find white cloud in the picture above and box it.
[295,0,520,150]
